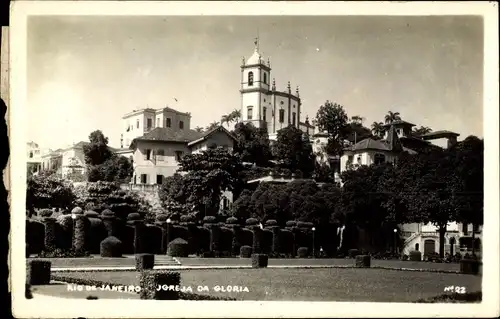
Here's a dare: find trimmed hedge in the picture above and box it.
[203,216,217,224]
[74,215,87,252]
[271,227,280,254]
[265,219,278,227]
[410,250,422,261]
[139,270,181,300]
[42,217,57,251]
[226,217,238,224]
[84,210,100,218]
[285,220,297,227]
[127,213,141,221]
[251,254,268,268]
[297,247,308,258]
[460,259,480,275]
[355,255,371,268]
[39,209,53,218]
[26,260,51,285]
[245,218,258,226]
[71,206,83,214]
[136,253,155,270]
[167,238,189,257]
[240,245,252,258]
[100,236,123,257]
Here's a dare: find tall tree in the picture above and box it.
[384,111,401,124]
[350,115,364,125]
[83,130,113,166]
[274,125,315,176]
[220,114,231,128]
[412,126,433,136]
[371,121,385,139]
[314,101,350,156]
[233,122,272,166]
[230,109,242,123]
[194,126,205,133]
[206,121,220,131]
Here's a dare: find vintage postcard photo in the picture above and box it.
[8,1,499,318]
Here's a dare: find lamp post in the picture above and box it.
[71,213,77,250]
[312,227,316,258]
[393,228,398,254]
[166,218,172,249]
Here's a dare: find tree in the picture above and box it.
[230,189,253,221]
[384,111,401,124]
[26,175,75,216]
[371,121,385,139]
[230,109,242,123]
[350,115,364,125]
[274,125,315,176]
[221,114,231,128]
[412,126,433,136]
[194,126,205,133]
[233,122,272,166]
[314,101,349,156]
[206,121,220,131]
[83,130,113,166]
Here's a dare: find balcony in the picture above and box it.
[120,183,159,193]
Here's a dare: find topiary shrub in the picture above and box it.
[271,227,280,254]
[38,248,91,258]
[136,253,155,270]
[348,249,360,258]
[355,255,371,268]
[39,209,53,218]
[265,219,278,227]
[156,214,168,223]
[26,260,51,285]
[409,250,422,261]
[85,202,96,211]
[203,216,217,224]
[251,254,268,268]
[167,238,189,257]
[84,210,100,218]
[285,220,297,228]
[240,245,252,258]
[139,270,181,300]
[245,218,258,226]
[100,236,123,257]
[296,221,310,228]
[127,213,141,221]
[226,217,238,225]
[297,247,308,258]
[460,258,480,275]
[42,217,57,251]
[71,207,83,215]
[74,215,88,252]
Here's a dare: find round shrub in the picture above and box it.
[285,220,297,227]
[203,216,217,224]
[296,221,310,228]
[84,210,100,218]
[101,209,115,217]
[127,213,141,221]
[240,245,252,258]
[297,247,309,258]
[179,215,190,223]
[100,236,122,257]
[56,214,73,230]
[39,209,53,218]
[167,238,189,257]
[85,202,96,211]
[71,207,83,215]
[156,214,168,222]
[245,218,258,226]
[226,217,238,224]
[409,250,422,261]
[265,219,278,227]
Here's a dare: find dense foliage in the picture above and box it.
[26,175,75,216]
[273,125,315,176]
[233,122,272,166]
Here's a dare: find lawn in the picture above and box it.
[51,268,482,302]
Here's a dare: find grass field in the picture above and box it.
[50,268,482,302]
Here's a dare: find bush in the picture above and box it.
[136,254,155,270]
[355,255,371,268]
[26,260,51,285]
[265,219,278,227]
[226,217,238,225]
[38,248,90,258]
[245,218,258,226]
[100,236,123,257]
[27,175,75,212]
[285,220,296,227]
[426,252,440,262]
[42,217,57,251]
[460,259,480,275]
[251,254,268,268]
[297,247,308,258]
[348,249,360,258]
[167,238,189,257]
[409,250,422,261]
[156,214,168,222]
[39,209,53,218]
[240,245,252,258]
[401,254,409,261]
[71,207,83,215]
[84,210,100,218]
[127,213,142,221]
[139,270,181,300]
[203,216,217,224]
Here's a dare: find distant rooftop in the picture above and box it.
[122,106,190,119]
[382,120,416,127]
[420,130,460,140]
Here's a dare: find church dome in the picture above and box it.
[246,49,262,65]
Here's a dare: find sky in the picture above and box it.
[27,15,484,149]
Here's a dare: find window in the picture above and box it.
[374,153,386,165]
[357,156,362,165]
[175,151,183,161]
[166,118,171,128]
[462,223,468,235]
[279,109,285,123]
[263,72,267,84]
[29,151,33,158]
[415,243,419,251]
[140,174,147,184]
[179,121,184,129]
[156,175,163,185]
[263,107,266,121]
[473,224,480,232]
[145,149,152,160]
[280,101,284,105]
[156,149,165,161]
[247,106,253,120]
[292,112,296,126]
[248,72,254,86]
[147,118,152,130]
[136,119,140,128]
[157,118,160,127]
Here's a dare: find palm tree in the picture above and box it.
[384,111,401,124]
[371,121,385,138]
[230,109,241,123]
[220,114,231,128]
[206,121,220,131]
[194,126,204,133]
[412,126,432,136]
[351,115,364,125]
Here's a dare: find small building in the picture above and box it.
[27,141,42,175]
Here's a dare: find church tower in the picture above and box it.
[240,38,271,129]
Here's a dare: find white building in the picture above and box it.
[27,141,42,175]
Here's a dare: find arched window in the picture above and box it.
[263,72,267,84]
[247,106,253,120]
[279,109,285,123]
[29,151,33,158]
[248,72,254,86]
[374,153,386,165]
[415,243,419,251]
[262,107,266,121]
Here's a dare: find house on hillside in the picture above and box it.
[128,125,237,186]
[27,142,42,175]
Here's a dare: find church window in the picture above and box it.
[29,151,33,158]
[357,155,362,165]
[279,109,285,123]
[248,72,254,86]
[179,121,184,129]
[280,101,284,105]
[137,119,140,128]
[156,118,160,127]
[247,106,253,120]
[374,153,386,165]
[166,118,171,128]
[263,107,266,121]
[263,73,267,84]
[292,112,296,126]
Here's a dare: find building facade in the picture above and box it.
[27,142,42,175]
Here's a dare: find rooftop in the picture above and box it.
[420,130,460,140]
[382,120,416,127]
